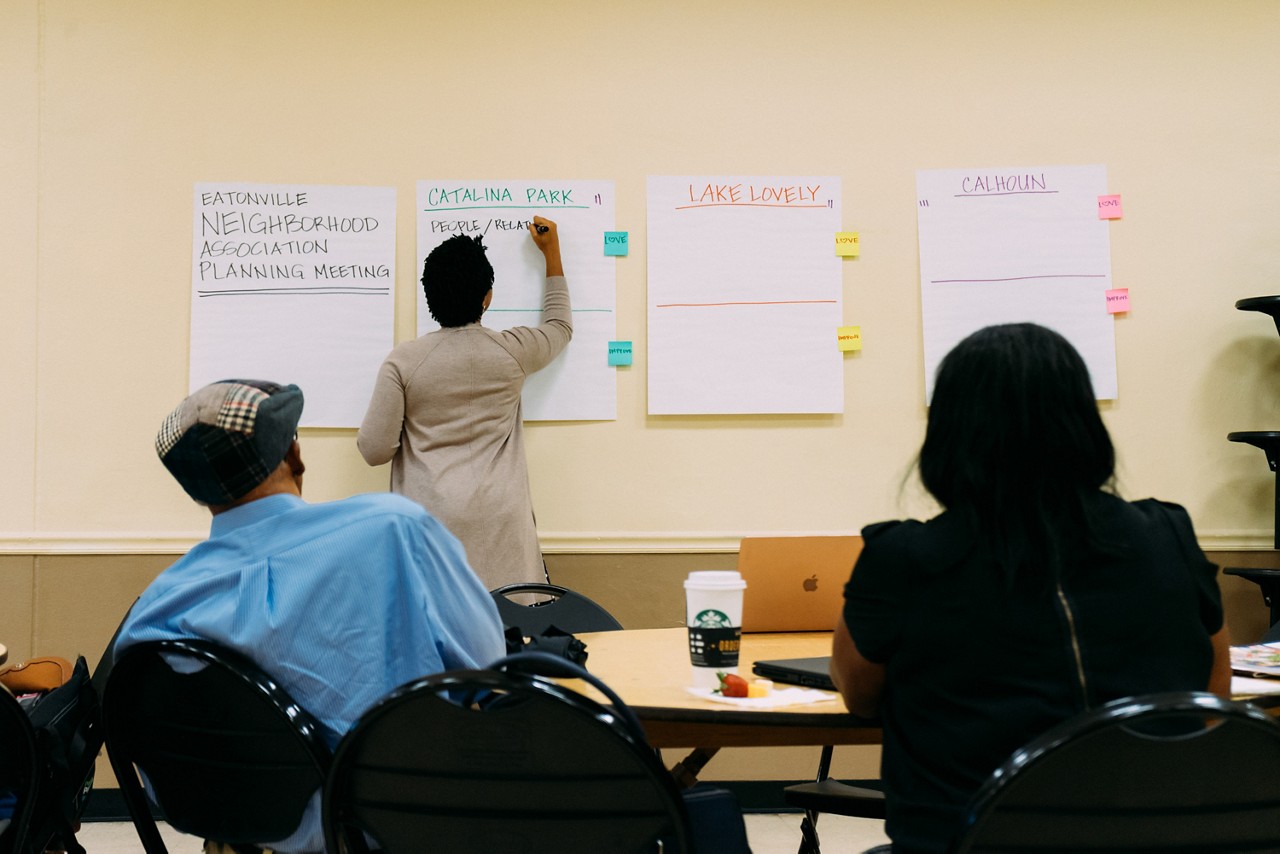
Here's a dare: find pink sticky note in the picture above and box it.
[1106,288,1129,314]
[1097,194,1123,219]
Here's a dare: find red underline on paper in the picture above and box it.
[674,203,828,210]
[656,299,838,308]
[931,274,1106,284]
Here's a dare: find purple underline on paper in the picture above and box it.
[953,191,1061,197]
[487,308,613,313]
[931,274,1106,284]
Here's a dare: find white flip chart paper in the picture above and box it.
[416,180,616,422]
[647,176,843,415]
[916,164,1117,400]
[190,183,395,427]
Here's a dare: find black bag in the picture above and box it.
[682,783,753,854]
[502,624,589,665]
[19,656,102,854]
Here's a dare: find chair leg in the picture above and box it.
[797,809,821,854]
[109,757,169,854]
[794,744,834,854]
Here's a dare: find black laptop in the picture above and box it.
[752,656,836,691]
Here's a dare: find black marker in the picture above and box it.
[535,224,549,234]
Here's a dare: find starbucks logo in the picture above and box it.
[694,609,732,629]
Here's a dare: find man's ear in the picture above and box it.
[285,440,305,478]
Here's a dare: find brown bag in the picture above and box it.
[0,655,74,693]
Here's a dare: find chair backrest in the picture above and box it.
[102,639,331,853]
[1262,620,1280,644]
[953,692,1280,853]
[323,653,692,854]
[0,687,42,854]
[490,582,623,635]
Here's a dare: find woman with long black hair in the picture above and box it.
[831,322,1230,853]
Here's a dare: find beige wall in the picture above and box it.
[1,1,1278,556]
[1,2,38,534]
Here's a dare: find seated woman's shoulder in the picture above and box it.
[861,519,916,541]
[862,513,963,542]
[1111,495,1193,524]
[861,512,976,571]
[860,518,935,552]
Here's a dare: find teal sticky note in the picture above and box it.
[608,340,633,366]
[603,231,629,256]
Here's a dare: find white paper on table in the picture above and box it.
[916,164,1117,400]
[416,180,616,422]
[647,176,843,415]
[1232,675,1280,697]
[685,686,839,708]
[190,183,395,428]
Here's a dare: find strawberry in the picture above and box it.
[716,672,749,697]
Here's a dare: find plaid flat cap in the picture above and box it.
[156,379,304,505]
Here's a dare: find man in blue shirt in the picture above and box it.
[114,379,506,853]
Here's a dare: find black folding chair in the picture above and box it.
[0,687,42,854]
[490,582,624,635]
[323,651,695,853]
[783,744,885,853]
[953,692,1280,852]
[102,639,332,854]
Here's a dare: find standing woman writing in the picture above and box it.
[358,216,569,589]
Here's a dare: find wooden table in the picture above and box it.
[569,628,1280,783]
[573,628,879,784]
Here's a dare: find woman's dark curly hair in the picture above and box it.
[423,234,495,327]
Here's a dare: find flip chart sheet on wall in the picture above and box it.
[416,180,616,421]
[190,182,395,427]
[916,164,1117,400]
[647,175,843,415]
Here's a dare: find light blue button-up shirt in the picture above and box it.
[115,491,506,852]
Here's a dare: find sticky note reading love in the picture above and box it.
[835,232,860,257]
[1105,288,1129,314]
[608,340,633,366]
[603,231,629,256]
[838,326,862,352]
[1097,195,1123,219]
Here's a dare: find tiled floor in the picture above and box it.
[76,813,890,852]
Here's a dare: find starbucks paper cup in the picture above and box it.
[685,570,747,689]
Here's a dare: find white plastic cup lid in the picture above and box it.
[684,570,747,590]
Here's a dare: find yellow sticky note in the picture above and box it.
[838,325,862,352]
[835,232,860,257]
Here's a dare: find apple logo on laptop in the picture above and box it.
[803,574,818,592]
